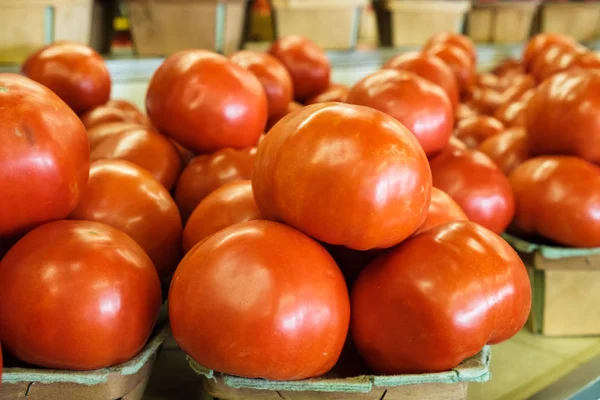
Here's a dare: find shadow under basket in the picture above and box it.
[0,326,169,400]
[189,347,491,400]
[503,233,600,337]
[127,0,248,56]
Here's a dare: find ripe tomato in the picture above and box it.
[175,147,256,221]
[80,102,149,130]
[70,160,182,283]
[523,33,577,71]
[526,70,600,164]
[455,103,478,122]
[414,187,468,235]
[347,69,453,156]
[170,220,350,380]
[454,115,505,149]
[0,220,161,370]
[268,36,331,102]
[531,43,581,82]
[351,221,531,374]
[21,42,111,114]
[492,58,524,77]
[424,43,476,95]
[171,139,196,166]
[479,128,530,176]
[229,50,293,119]
[253,103,431,250]
[430,147,515,233]
[423,32,477,63]
[87,122,145,149]
[306,83,349,104]
[146,50,267,154]
[466,87,503,115]
[105,99,142,114]
[475,73,502,90]
[509,156,600,247]
[570,51,600,71]
[182,180,265,253]
[0,74,89,238]
[383,52,460,110]
[267,101,303,131]
[91,126,182,190]
[499,75,535,106]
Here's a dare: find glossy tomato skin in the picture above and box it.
[509,156,600,247]
[526,70,600,164]
[523,33,577,71]
[70,160,182,283]
[182,180,265,253]
[22,42,111,114]
[414,187,468,235]
[423,33,477,63]
[0,74,89,238]
[87,122,144,149]
[384,52,460,110]
[266,101,303,131]
[454,115,505,149]
[146,50,267,154]
[80,103,148,130]
[268,36,331,102]
[91,126,182,190]
[229,51,293,119]
[455,103,478,122]
[0,220,161,370]
[253,103,432,250]
[169,220,350,380]
[424,43,476,95]
[306,84,349,104]
[479,128,530,176]
[466,87,503,116]
[351,221,531,374]
[175,147,256,221]
[492,58,524,77]
[430,147,515,233]
[348,69,453,156]
[499,75,535,106]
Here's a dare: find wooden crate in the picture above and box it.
[541,1,600,42]
[374,0,471,47]
[127,0,247,56]
[0,326,169,400]
[0,0,93,64]
[190,347,491,400]
[271,0,367,50]
[504,233,600,336]
[468,1,540,43]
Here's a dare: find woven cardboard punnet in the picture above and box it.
[0,326,169,400]
[503,233,600,336]
[467,1,540,43]
[190,346,491,400]
[540,1,600,42]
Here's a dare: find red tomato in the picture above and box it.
[146,50,267,154]
[478,128,530,176]
[467,87,503,116]
[253,103,431,250]
[351,221,531,374]
[105,99,141,114]
[430,147,515,233]
[347,69,453,156]
[570,51,600,71]
[268,36,331,102]
[500,75,535,105]
[531,44,580,82]
[91,126,182,190]
[229,50,294,119]
[0,220,161,370]
[424,44,476,95]
[475,73,502,90]
[169,220,350,380]
[510,156,600,247]
[267,101,303,131]
[21,42,111,114]
[383,52,460,110]
[306,84,349,104]
[87,122,143,149]
[182,180,265,253]
[523,33,577,71]
[0,74,89,238]
[80,103,149,130]
[526,70,600,164]
[423,32,477,63]
[492,58,524,77]
[455,103,478,122]
[70,160,182,283]
[414,187,468,235]
[171,139,196,166]
[454,115,505,149]
[175,147,256,221]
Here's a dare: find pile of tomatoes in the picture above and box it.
[0,29,597,385]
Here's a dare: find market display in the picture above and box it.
[2,21,600,398]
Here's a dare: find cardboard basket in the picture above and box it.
[270,0,367,50]
[503,233,600,337]
[127,0,248,56]
[374,0,471,47]
[467,1,540,43]
[0,326,169,400]
[189,347,491,400]
[0,0,93,64]
[540,1,600,42]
